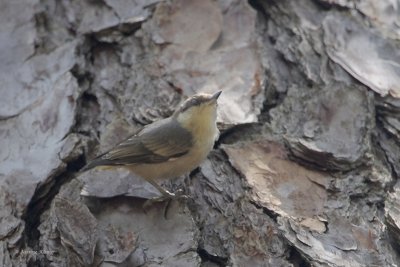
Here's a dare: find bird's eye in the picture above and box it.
[193,99,200,106]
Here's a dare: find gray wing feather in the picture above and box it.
[83,118,193,170]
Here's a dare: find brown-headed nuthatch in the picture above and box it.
[82,91,222,206]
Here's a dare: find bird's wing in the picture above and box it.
[82,118,193,170]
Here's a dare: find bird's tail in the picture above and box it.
[80,158,112,173]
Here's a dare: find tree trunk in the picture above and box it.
[1,0,399,266]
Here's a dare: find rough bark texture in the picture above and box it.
[1,0,400,266]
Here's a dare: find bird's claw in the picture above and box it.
[142,189,189,210]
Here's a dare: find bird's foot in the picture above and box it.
[142,189,189,210]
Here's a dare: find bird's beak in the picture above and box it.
[211,90,222,101]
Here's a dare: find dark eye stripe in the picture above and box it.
[180,95,209,112]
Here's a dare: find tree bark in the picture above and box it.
[1,0,399,266]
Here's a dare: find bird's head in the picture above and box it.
[173,91,222,131]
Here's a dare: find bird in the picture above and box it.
[81,91,222,206]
